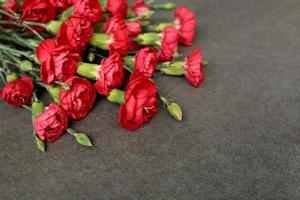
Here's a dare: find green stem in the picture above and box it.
[22,105,32,111]
[0,44,32,58]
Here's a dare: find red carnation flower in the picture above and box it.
[118,72,158,131]
[0,76,33,107]
[104,15,126,34]
[60,76,96,120]
[95,53,124,96]
[21,0,56,31]
[56,14,93,52]
[34,103,68,142]
[134,47,158,78]
[108,26,130,56]
[174,6,196,46]
[184,48,205,87]
[49,0,73,12]
[36,39,82,84]
[106,0,128,19]
[73,0,103,24]
[127,21,142,37]
[159,27,178,62]
[131,0,151,16]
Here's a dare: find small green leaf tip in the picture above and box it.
[34,135,46,152]
[75,133,93,147]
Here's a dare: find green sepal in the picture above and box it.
[158,61,185,76]
[34,134,46,152]
[123,56,135,68]
[107,89,125,104]
[89,33,110,50]
[135,33,161,46]
[20,60,33,72]
[48,85,61,104]
[60,7,73,21]
[46,20,63,34]
[88,52,95,62]
[32,101,45,118]
[152,2,177,10]
[77,62,99,80]
[6,72,18,82]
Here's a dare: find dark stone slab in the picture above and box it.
[0,0,299,199]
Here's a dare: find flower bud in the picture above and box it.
[32,101,45,118]
[67,128,93,147]
[6,72,18,82]
[20,60,33,72]
[167,103,183,121]
[107,89,125,104]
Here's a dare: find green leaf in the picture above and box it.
[34,135,46,152]
[75,133,93,147]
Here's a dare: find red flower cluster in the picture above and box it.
[0,0,207,150]
[0,77,33,107]
[119,72,158,131]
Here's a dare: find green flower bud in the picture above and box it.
[107,89,125,104]
[167,103,183,121]
[20,60,33,72]
[74,133,93,147]
[6,72,18,82]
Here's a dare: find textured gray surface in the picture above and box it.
[1,0,300,199]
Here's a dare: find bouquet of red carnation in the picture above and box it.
[0,0,207,152]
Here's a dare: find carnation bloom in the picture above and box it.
[104,15,126,34]
[118,72,158,131]
[36,39,82,84]
[73,0,103,24]
[21,0,56,31]
[184,48,205,87]
[95,53,124,96]
[131,0,151,16]
[134,47,158,78]
[59,76,96,120]
[127,21,142,37]
[174,6,196,46]
[56,14,94,52]
[49,0,73,12]
[108,26,130,56]
[106,0,128,19]
[159,27,178,61]
[34,103,68,142]
[0,77,33,107]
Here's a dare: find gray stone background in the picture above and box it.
[0,0,300,199]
